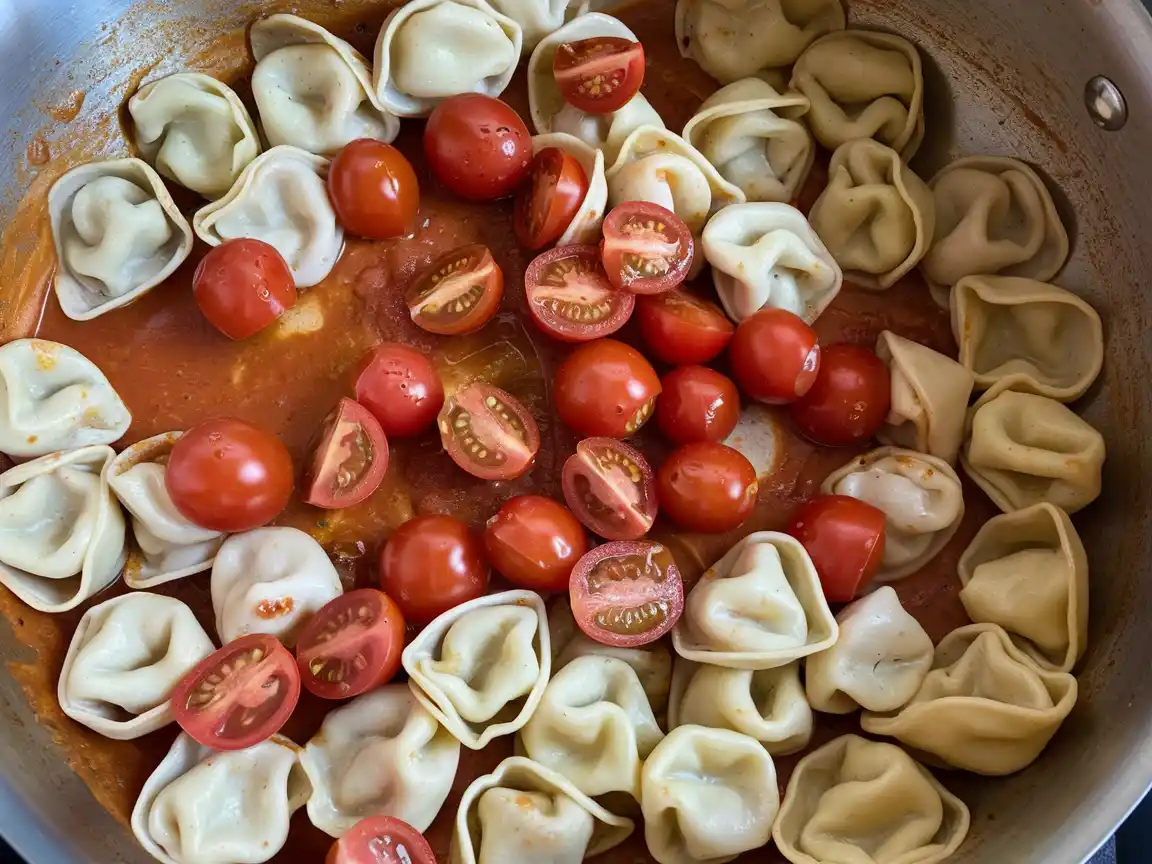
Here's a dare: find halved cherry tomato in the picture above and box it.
[553,37,645,114]
[655,366,740,445]
[636,290,734,366]
[562,437,657,541]
[170,634,300,751]
[570,540,683,648]
[295,589,405,700]
[193,239,296,340]
[514,147,589,250]
[424,94,532,201]
[378,515,489,623]
[525,245,635,342]
[354,345,445,438]
[327,815,436,864]
[484,495,589,592]
[729,309,821,404]
[406,244,504,336]
[790,343,892,446]
[166,418,294,532]
[601,202,694,294]
[554,339,661,438]
[304,399,389,510]
[328,138,420,240]
[656,442,758,534]
[438,382,540,480]
[787,495,886,602]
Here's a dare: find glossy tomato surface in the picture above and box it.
[326,816,436,864]
[570,540,683,648]
[636,289,735,366]
[378,515,489,623]
[729,308,821,404]
[656,442,758,534]
[790,343,892,446]
[438,382,540,480]
[424,94,531,200]
[296,589,405,700]
[525,245,634,342]
[553,37,645,114]
[166,418,294,532]
[354,344,445,438]
[328,138,420,240]
[562,437,657,541]
[193,239,296,340]
[787,495,886,602]
[484,495,589,592]
[655,366,740,445]
[406,244,504,336]
[554,339,661,437]
[514,147,589,250]
[601,201,693,294]
[304,398,389,510]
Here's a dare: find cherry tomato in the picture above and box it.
[570,540,683,648]
[656,442,758,534]
[790,343,892,446]
[354,345,445,438]
[514,147,589,250]
[562,437,657,541]
[601,202,694,294]
[729,309,821,404]
[406,244,504,336]
[378,515,489,623]
[170,634,300,751]
[328,138,420,240]
[636,290,735,366]
[192,239,296,340]
[326,815,436,864]
[525,245,635,342]
[484,496,589,592]
[166,418,293,532]
[304,399,389,510]
[295,589,405,700]
[787,495,887,602]
[424,94,532,201]
[438,382,540,481]
[554,339,661,438]
[553,37,645,114]
[655,366,740,446]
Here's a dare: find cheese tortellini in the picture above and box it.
[488,0,589,50]
[531,134,608,245]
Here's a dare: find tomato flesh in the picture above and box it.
[787,495,887,602]
[655,366,741,446]
[326,815,436,864]
[328,139,420,240]
[438,382,540,481]
[729,308,821,404]
[304,398,389,510]
[193,239,297,341]
[636,289,735,366]
[790,343,892,446]
[355,345,445,438]
[656,442,758,534]
[296,589,405,700]
[554,339,661,438]
[424,94,532,201]
[378,515,489,623]
[601,201,694,294]
[525,245,635,342]
[562,437,657,541]
[515,148,589,250]
[484,495,589,593]
[553,37,645,114]
[407,244,504,336]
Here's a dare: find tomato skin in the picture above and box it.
[304,398,389,510]
[656,442,758,534]
[787,495,886,602]
[554,339,661,438]
[378,515,490,623]
[790,343,892,446]
[525,246,635,342]
[553,37,645,114]
[354,345,445,438]
[438,383,541,481]
[296,589,405,700]
[514,148,589,250]
[406,244,504,336]
[193,239,297,340]
[600,202,694,294]
[166,418,294,532]
[484,496,589,593]
[636,290,735,366]
[328,139,420,240]
[424,94,532,201]
[729,309,821,404]
[327,816,436,864]
[655,366,741,446]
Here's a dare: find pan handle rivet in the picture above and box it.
[1085,75,1128,131]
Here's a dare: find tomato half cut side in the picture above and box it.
[553,37,645,115]
[406,244,504,336]
[170,634,300,751]
[787,495,886,602]
[562,437,657,541]
[525,245,635,342]
[326,815,436,864]
[636,290,735,366]
[570,540,684,648]
[515,147,589,251]
[296,589,405,700]
[304,398,389,510]
[438,382,541,480]
[601,201,694,294]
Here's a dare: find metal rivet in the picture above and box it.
[1085,75,1128,131]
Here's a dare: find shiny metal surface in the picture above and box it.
[2,0,1152,862]
[1085,75,1129,131]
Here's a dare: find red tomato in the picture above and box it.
[406,244,504,336]
[569,540,683,647]
[484,496,589,592]
[525,245,635,342]
[655,366,740,446]
[790,343,892,446]
[192,239,296,340]
[729,309,821,404]
[601,202,694,294]
[170,634,300,751]
[438,382,540,480]
[553,37,645,114]
[562,437,657,541]
[354,345,445,438]
[378,515,489,623]
[656,442,758,534]
[424,94,532,201]
[326,816,436,864]
[304,399,389,510]
[787,495,887,602]
[514,147,589,250]
[295,589,405,700]
[554,339,661,438]
[166,419,293,532]
[636,290,735,366]
[328,139,420,240]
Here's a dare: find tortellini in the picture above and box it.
[193,145,344,288]
[488,0,589,49]
[809,138,936,289]
[821,447,965,583]
[958,503,1088,673]
[673,532,837,669]
[0,446,126,613]
[374,0,522,117]
[862,624,1079,775]
[404,590,551,749]
[48,158,194,321]
[701,202,842,324]
[531,134,608,245]
[129,72,261,198]
[641,725,780,864]
[210,527,343,647]
[960,390,1105,514]
[774,735,971,864]
[0,339,131,459]
[300,685,461,836]
[805,586,934,715]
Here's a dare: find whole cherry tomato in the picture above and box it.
[424,94,532,201]
[554,339,661,438]
[656,442,758,534]
[787,495,886,602]
[484,496,589,592]
[790,343,892,446]
[636,290,734,366]
[656,366,741,445]
[729,308,821,404]
[354,345,445,438]
[193,239,297,340]
[378,515,489,623]
[328,139,420,240]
